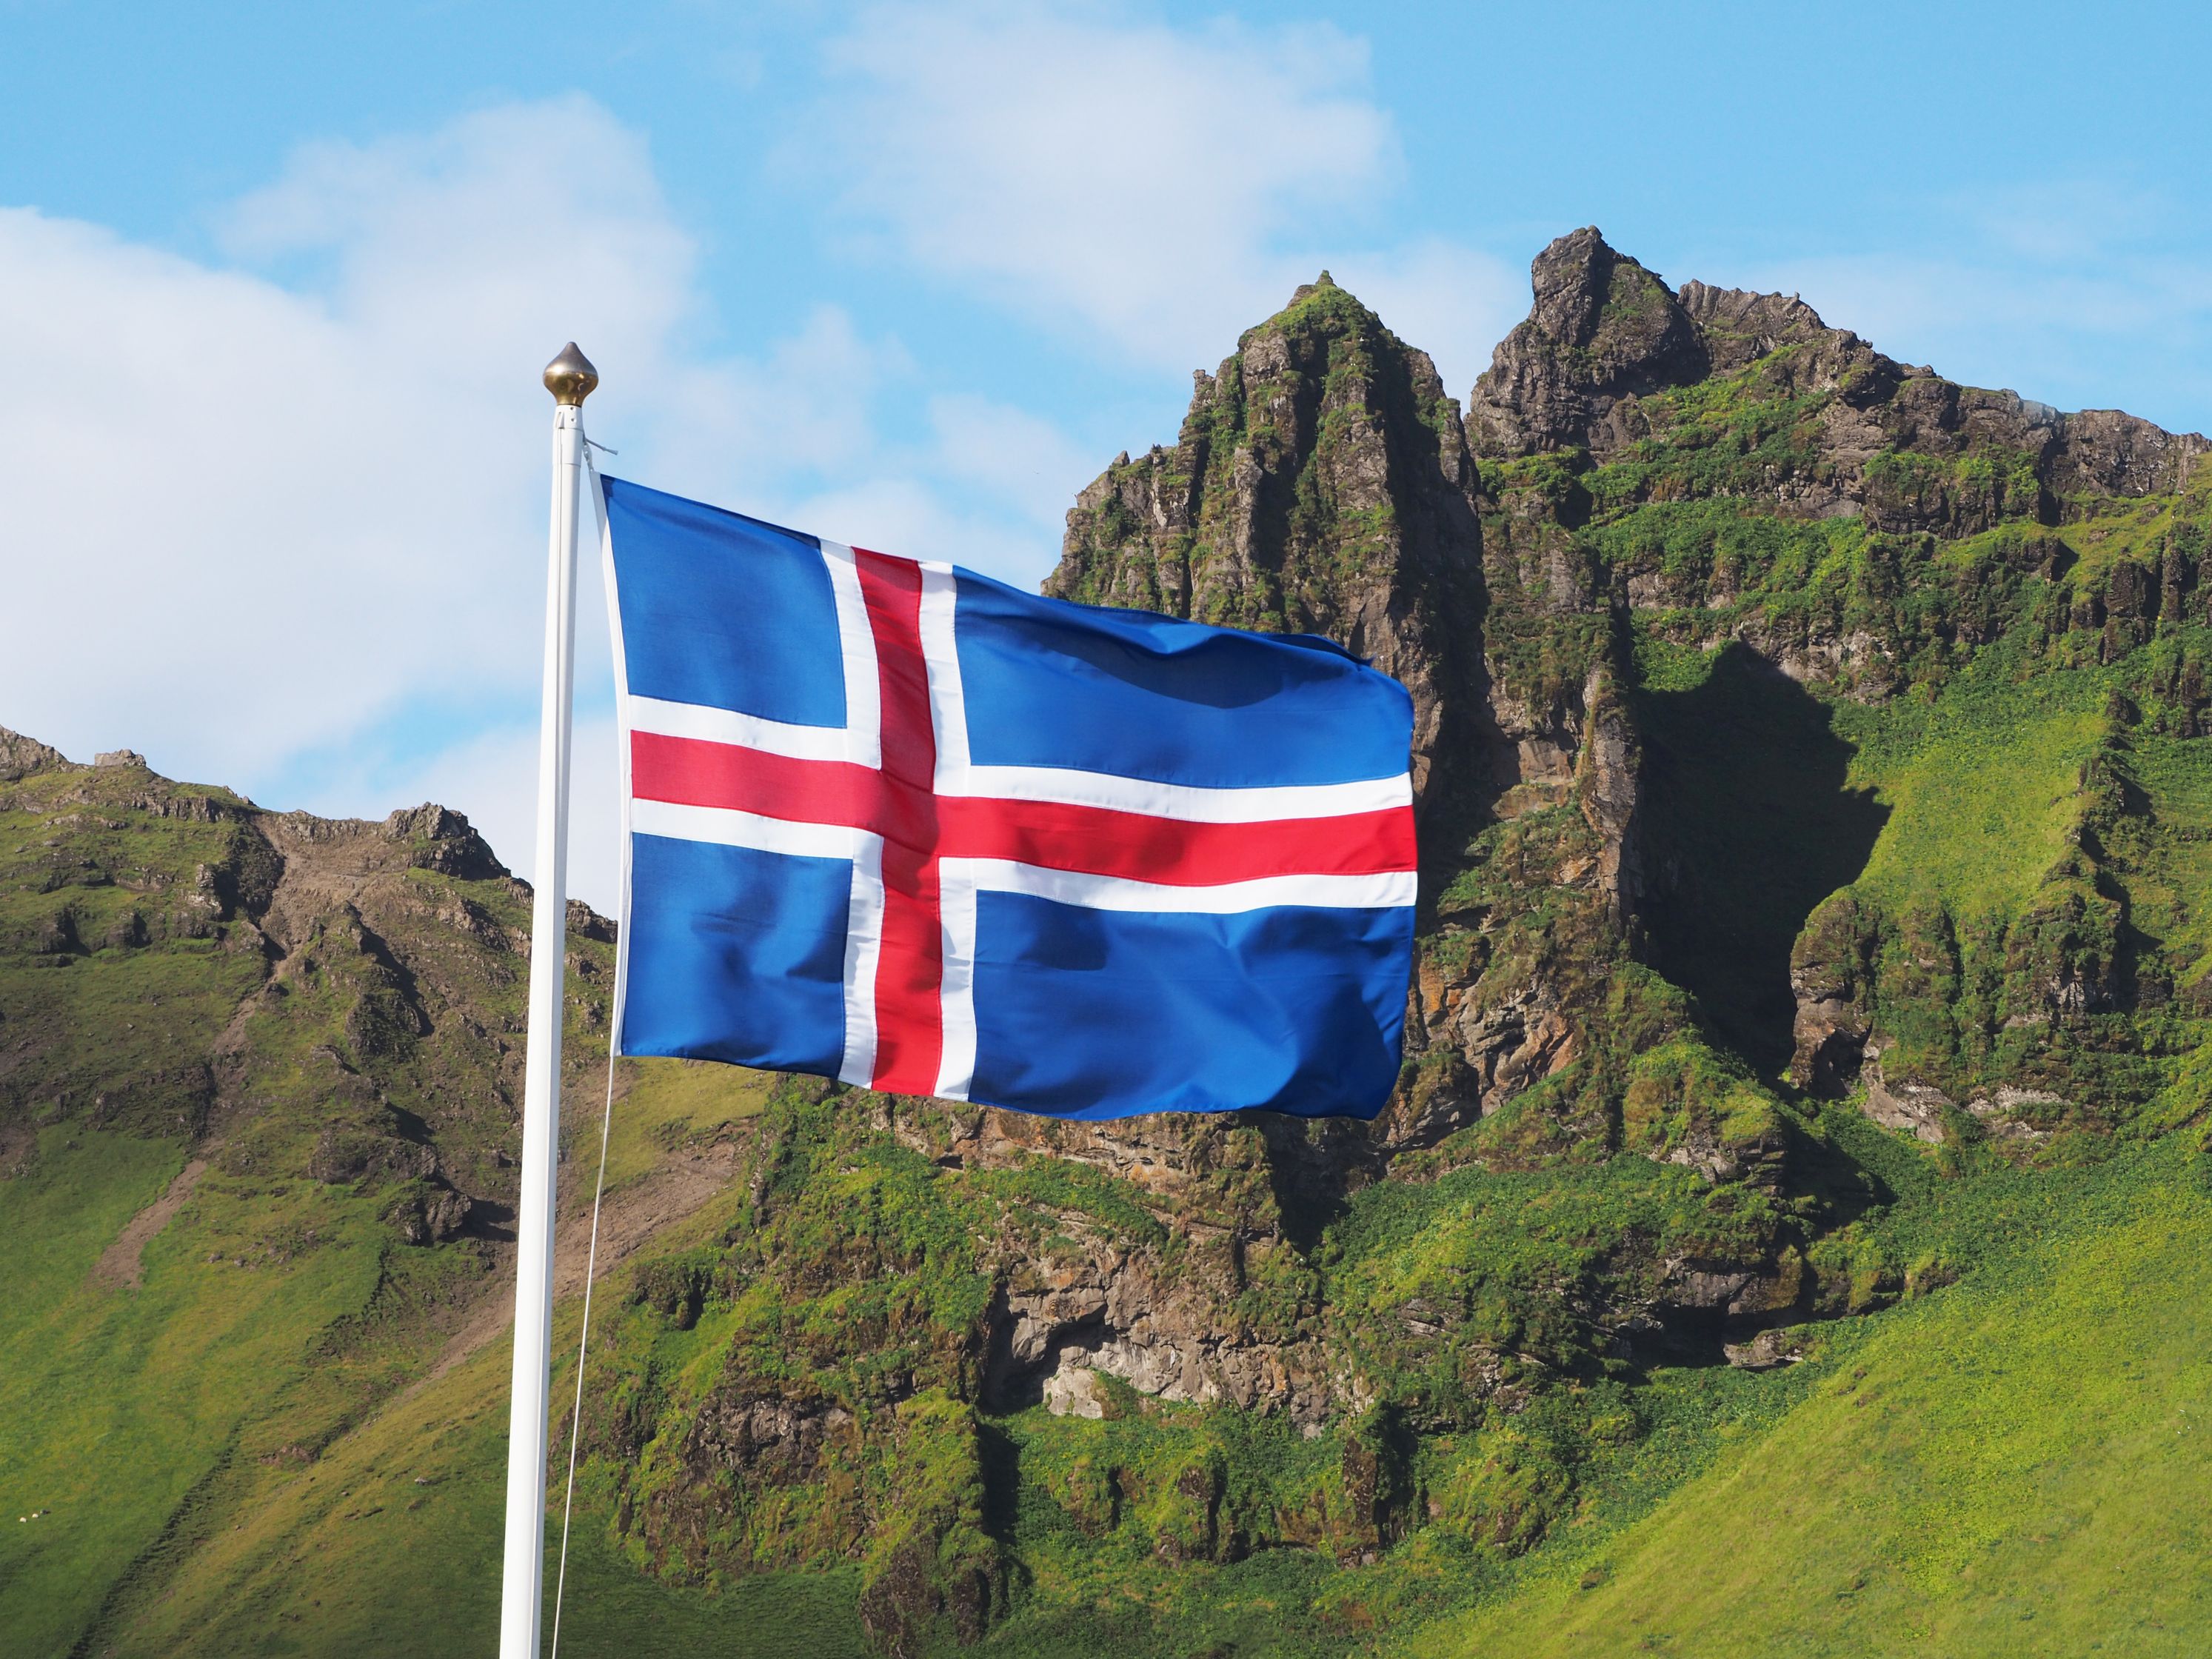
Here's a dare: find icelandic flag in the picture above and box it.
[598,478,1418,1121]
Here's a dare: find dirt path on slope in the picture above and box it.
[90,1157,211,1289]
[84,931,279,1293]
[406,1139,744,1400]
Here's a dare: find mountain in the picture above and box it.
[6,229,2212,1658]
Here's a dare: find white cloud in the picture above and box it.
[1963,178,2171,267]
[0,99,685,789]
[785,474,1056,583]
[926,393,1097,535]
[807,4,1526,407]
[812,1,1400,370]
[0,93,1088,912]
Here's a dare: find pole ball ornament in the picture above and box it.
[544,342,599,407]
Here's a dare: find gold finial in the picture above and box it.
[543,342,599,406]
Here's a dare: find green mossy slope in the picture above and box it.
[1414,1141,2212,1658]
[0,1126,403,1653]
[30,1110,2212,1658]
[87,1245,867,1659]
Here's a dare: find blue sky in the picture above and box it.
[5,1,2209,907]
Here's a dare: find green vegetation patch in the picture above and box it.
[1417,1142,2212,1658]
[1832,650,2108,920]
[0,1130,391,1655]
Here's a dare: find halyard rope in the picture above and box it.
[547,1044,617,1659]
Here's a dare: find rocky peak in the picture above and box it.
[1465,227,1709,457]
[1528,228,1693,362]
[1468,227,2208,507]
[1675,279,1851,377]
[0,725,65,781]
[1047,275,1485,810]
[383,801,509,882]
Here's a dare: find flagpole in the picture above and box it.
[500,341,598,1659]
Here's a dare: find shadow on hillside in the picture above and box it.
[1636,644,1888,1074]
[975,1417,1022,1546]
[1254,1113,1378,1256]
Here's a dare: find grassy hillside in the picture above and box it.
[1834,654,2108,918]
[0,1069,847,1659]
[1411,1134,2212,1658]
[23,1091,2210,1658]
[0,1128,415,1655]
[79,1178,866,1659]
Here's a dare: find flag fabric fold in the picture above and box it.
[600,477,1418,1121]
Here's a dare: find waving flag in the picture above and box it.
[598,478,1417,1120]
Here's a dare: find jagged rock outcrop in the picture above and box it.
[1049,272,1488,821]
[1466,227,1711,458]
[869,1098,1343,1426]
[1467,226,2207,528]
[1446,227,2211,1157]
[0,725,65,781]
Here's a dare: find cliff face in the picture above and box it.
[1435,227,2210,1127]
[1048,273,1486,818]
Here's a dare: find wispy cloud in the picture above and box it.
[809,1,1394,371]
[0,93,1089,908]
[806,0,1518,393]
[925,393,1098,537]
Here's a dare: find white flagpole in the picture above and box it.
[500,342,598,1659]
